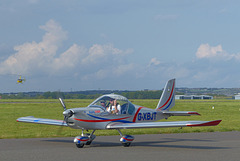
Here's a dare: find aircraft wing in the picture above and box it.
[106,120,221,129]
[17,116,67,126]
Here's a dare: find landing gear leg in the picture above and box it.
[117,129,134,147]
[86,130,96,145]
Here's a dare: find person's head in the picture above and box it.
[109,99,114,104]
[100,100,106,107]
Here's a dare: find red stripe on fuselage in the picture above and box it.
[133,107,144,122]
[158,81,175,110]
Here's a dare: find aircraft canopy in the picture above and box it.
[88,94,135,115]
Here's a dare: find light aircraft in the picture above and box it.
[17,79,221,148]
[17,75,26,84]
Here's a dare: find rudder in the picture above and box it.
[156,79,175,111]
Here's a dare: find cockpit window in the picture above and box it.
[88,94,135,115]
[92,98,108,109]
[128,102,135,115]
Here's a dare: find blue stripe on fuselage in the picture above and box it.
[87,114,133,123]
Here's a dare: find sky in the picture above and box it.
[1,0,240,93]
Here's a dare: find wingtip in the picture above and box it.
[187,120,222,127]
[187,112,201,116]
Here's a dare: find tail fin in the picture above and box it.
[156,79,175,111]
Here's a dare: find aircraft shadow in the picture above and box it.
[43,138,229,150]
[92,139,229,150]
[44,139,73,144]
[132,141,229,150]
[135,137,230,149]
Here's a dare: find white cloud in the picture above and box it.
[82,44,124,65]
[196,44,223,59]
[51,44,87,73]
[39,19,67,48]
[196,44,240,61]
[0,19,133,80]
[0,19,67,75]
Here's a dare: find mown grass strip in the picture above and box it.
[0,99,239,139]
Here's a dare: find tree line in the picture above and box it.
[0,90,163,99]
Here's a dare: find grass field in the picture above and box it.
[0,99,240,139]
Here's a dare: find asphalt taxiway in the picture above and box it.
[0,131,239,161]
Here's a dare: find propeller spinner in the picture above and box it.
[63,109,74,118]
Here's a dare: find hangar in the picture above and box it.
[232,94,240,100]
[175,95,213,100]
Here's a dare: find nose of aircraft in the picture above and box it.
[63,109,74,118]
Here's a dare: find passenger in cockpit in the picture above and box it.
[107,99,121,114]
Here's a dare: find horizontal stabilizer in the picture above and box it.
[162,111,201,116]
[17,116,67,126]
[106,120,222,129]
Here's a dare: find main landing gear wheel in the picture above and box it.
[122,142,131,147]
[85,140,92,145]
[76,143,84,148]
[118,129,134,147]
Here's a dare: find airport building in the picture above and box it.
[232,94,240,100]
[175,95,213,100]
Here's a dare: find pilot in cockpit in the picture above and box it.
[100,100,107,109]
[106,99,121,114]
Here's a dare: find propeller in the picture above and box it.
[59,98,67,111]
[57,98,75,136]
[59,98,74,125]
